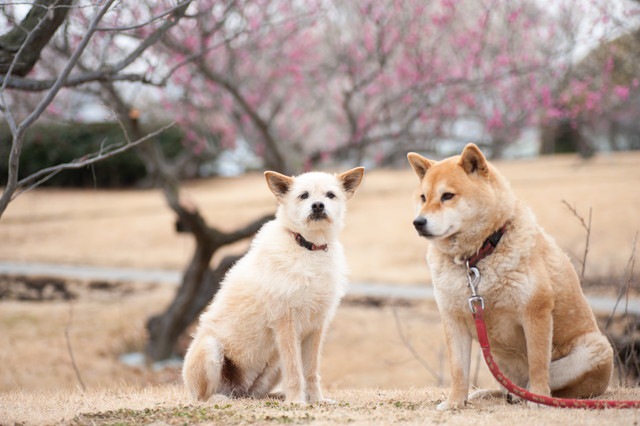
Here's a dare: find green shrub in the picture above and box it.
[0,121,185,188]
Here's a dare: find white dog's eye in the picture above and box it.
[299,192,309,200]
[326,191,336,199]
[441,192,455,202]
[420,194,426,203]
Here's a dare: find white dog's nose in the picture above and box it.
[312,202,324,212]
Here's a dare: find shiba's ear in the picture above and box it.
[459,143,489,176]
[407,152,433,180]
[337,167,365,199]
[264,171,294,198]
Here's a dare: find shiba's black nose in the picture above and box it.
[413,216,427,231]
[312,202,324,212]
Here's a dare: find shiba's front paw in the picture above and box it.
[468,389,507,402]
[525,386,550,408]
[436,399,466,411]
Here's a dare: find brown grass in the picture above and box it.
[1,152,640,424]
[2,386,640,425]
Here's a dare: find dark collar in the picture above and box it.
[292,232,328,252]
[466,225,507,268]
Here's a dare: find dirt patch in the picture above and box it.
[0,274,153,302]
[0,274,74,301]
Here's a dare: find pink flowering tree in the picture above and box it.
[150,0,640,171]
[309,0,640,163]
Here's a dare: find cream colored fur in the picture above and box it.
[182,167,364,404]
[407,144,613,410]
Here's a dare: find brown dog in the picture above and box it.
[407,144,613,409]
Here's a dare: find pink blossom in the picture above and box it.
[540,86,553,109]
[614,85,630,100]
[184,36,198,50]
[487,108,504,132]
[584,91,601,111]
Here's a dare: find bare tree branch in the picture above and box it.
[105,1,192,77]
[0,0,117,219]
[1,1,192,92]
[0,0,74,77]
[0,71,151,91]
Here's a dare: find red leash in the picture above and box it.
[470,296,640,409]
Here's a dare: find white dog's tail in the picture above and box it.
[182,334,224,401]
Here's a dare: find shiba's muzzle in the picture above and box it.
[413,216,432,238]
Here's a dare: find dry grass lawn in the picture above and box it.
[3,386,640,425]
[1,152,640,424]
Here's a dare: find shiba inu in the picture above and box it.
[182,167,364,404]
[407,144,613,410]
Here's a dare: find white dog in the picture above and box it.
[182,167,364,404]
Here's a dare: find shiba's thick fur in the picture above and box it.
[182,167,364,404]
[407,144,613,410]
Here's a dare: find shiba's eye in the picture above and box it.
[441,192,455,202]
[299,192,309,200]
[420,194,426,203]
[326,191,336,199]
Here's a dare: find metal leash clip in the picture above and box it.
[465,261,484,313]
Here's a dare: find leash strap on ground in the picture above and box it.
[471,300,640,409]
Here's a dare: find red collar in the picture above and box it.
[466,225,507,268]
[291,232,328,252]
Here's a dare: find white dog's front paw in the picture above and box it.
[437,399,466,411]
[313,397,336,405]
[285,395,308,406]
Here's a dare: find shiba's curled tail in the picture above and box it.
[182,334,224,401]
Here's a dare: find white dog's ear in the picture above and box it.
[459,143,489,176]
[264,171,294,198]
[337,167,365,199]
[407,152,433,180]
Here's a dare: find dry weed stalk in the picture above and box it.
[604,233,639,385]
[392,305,445,386]
[561,199,592,279]
[65,301,86,392]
